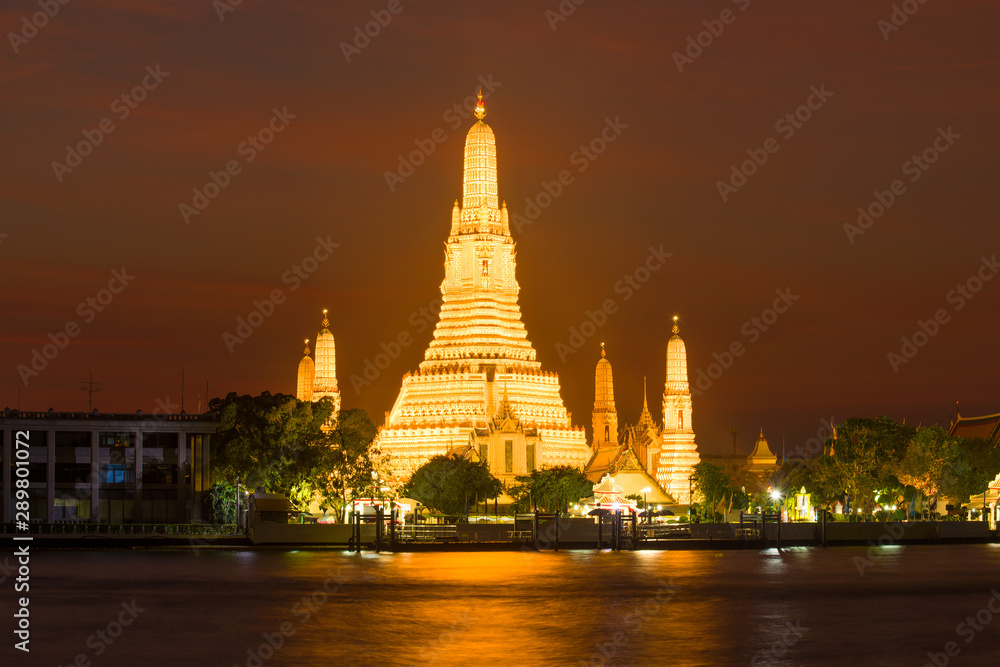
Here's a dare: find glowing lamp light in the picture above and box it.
[770,490,781,501]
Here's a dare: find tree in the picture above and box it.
[404,455,503,518]
[293,408,381,517]
[508,466,593,513]
[813,416,913,518]
[209,392,334,497]
[690,462,729,522]
[960,437,1000,504]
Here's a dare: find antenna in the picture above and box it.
[180,366,185,413]
[81,370,102,411]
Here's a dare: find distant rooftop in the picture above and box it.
[0,408,218,422]
[948,411,1000,443]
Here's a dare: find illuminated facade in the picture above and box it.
[746,428,779,477]
[592,343,618,448]
[585,346,674,503]
[654,317,701,504]
[378,93,590,481]
[295,310,342,420]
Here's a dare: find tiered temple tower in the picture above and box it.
[656,316,701,503]
[295,310,342,419]
[377,93,590,481]
[592,343,619,448]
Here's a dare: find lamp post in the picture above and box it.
[642,487,651,524]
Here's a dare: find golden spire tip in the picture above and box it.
[474,89,486,120]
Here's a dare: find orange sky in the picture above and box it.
[1,0,997,455]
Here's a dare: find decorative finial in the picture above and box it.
[303,338,310,355]
[321,309,329,328]
[642,377,648,409]
[672,315,679,334]
[600,342,606,358]
[759,427,764,438]
[474,89,486,120]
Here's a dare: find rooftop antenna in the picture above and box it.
[81,370,102,411]
[180,366,185,413]
[730,425,739,456]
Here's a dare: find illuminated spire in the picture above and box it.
[593,343,618,448]
[638,376,654,433]
[474,89,486,120]
[296,338,314,402]
[313,310,341,419]
[462,91,498,212]
[672,315,679,334]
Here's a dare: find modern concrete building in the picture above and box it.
[2,409,218,524]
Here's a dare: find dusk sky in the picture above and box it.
[2,0,997,456]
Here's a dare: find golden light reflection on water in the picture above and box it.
[26,545,1000,667]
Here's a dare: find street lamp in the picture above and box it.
[642,487,651,524]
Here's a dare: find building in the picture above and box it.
[584,347,674,504]
[948,408,1000,526]
[376,92,591,482]
[295,309,342,422]
[1,409,217,524]
[746,428,780,477]
[654,318,702,503]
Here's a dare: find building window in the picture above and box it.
[479,443,488,466]
[678,410,684,430]
[526,444,535,471]
[604,424,610,441]
[505,440,513,473]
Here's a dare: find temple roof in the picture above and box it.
[948,411,1000,443]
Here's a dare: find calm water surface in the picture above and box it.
[4,545,1000,666]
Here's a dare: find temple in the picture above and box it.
[376,92,591,482]
[654,317,702,503]
[296,310,342,421]
[583,323,702,506]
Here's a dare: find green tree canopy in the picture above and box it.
[403,455,503,517]
[209,391,334,496]
[508,465,593,513]
[690,462,730,520]
[812,416,914,517]
[291,407,381,514]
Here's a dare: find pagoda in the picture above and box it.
[377,92,591,481]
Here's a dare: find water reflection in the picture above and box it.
[15,545,1000,666]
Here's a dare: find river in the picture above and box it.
[4,544,1000,666]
